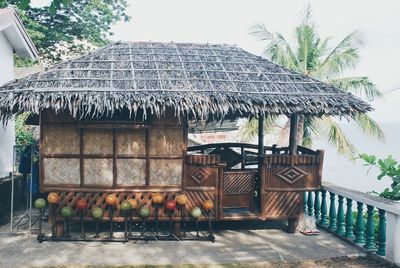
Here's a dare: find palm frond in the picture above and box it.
[316,31,363,78]
[354,113,385,140]
[249,24,299,71]
[302,115,316,147]
[239,115,279,141]
[316,117,356,157]
[329,76,382,101]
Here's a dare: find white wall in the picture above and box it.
[0,32,16,178]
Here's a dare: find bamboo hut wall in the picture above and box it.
[40,109,186,192]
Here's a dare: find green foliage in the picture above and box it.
[15,113,33,147]
[245,5,384,157]
[359,153,400,200]
[0,0,130,63]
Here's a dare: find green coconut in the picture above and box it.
[91,207,103,219]
[61,206,74,218]
[138,206,150,219]
[120,200,131,211]
[34,198,46,210]
[191,207,202,218]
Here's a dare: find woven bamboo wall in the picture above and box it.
[40,110,186,191]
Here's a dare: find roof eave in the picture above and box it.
[0,8,38,60]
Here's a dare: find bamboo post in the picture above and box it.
[354,202,365,244]
[258,112,265,172]
[288,114,299,156]
[336,195,345,235]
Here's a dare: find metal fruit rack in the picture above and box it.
[35,201,216,243]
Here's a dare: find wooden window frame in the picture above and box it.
[40,116,187,192]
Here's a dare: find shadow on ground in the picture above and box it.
[0,220,382,268]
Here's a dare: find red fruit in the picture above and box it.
[165,200,176,211]
[75,199,88,210]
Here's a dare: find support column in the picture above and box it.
[386,212,400,265]
[320,190,329,226]
[329,193,337,231]
[258,112,265,172]
[314,191,321,222]
[377,209,386,256]
[354,202,365,244]
[364,205,376,250]
[289,114,299,155]
[336,195,345,235]
[307,191,314,216]
[344,198,355,239]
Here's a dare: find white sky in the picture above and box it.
[33,0,400,123]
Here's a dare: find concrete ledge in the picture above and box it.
[322,181,400,215]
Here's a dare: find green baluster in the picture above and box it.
[314,191,321,222]
[364,205,376,250]
[344,198,355,239]
[377,209,386,256]
[303,191,308,214]
[354,202,365,244]
[336,195,345,235]
[329,193,337,231]
[307,191,314,216]
[320,190,329,226]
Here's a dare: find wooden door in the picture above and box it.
[221,170,255,211]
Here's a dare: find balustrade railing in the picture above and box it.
[305,182,400,265]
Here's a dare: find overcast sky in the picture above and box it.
[34,0,400,123]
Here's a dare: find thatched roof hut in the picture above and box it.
[0,41,371,121]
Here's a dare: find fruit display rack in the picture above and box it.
[34,193,215,243]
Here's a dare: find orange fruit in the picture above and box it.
[151,193,164,204]
[47,192,59,204]
[202,200,214,211]
[127,199,138,209]
[105,194,117,206]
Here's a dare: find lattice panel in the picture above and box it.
[43,158,80,185]
[149,128,183,156]
[263,191,301,218]
[51,190,216,221]
[116,129,146,155]
[116,158,146,186]
[190,167,213,185]
[223,171,254,193]
[42,125,80,154]
[83,158,113,186]
[83,129,113,154]
[149,159,182,185]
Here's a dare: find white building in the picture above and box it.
[0,8,38,178]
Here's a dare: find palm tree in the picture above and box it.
[242,6,384,157]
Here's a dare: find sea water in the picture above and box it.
[313,122,400,193]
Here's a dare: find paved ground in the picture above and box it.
[0,220,373,268]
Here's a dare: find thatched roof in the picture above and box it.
[0,41,371,121]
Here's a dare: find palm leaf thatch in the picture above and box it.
[0,41,371,122]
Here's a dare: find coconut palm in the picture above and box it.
[242,7,384,156]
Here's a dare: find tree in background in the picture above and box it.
[241,7,384,157]
[0,0,130,64]
[0,0,130,146]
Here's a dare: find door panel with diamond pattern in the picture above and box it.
[263,154,323,191]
